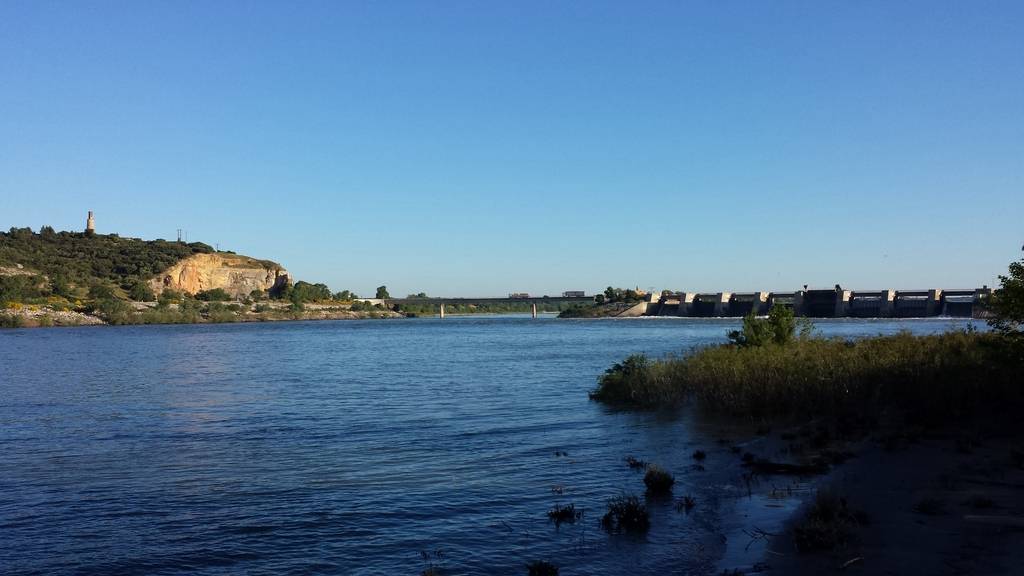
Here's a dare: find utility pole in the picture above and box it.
[177,228,182,243]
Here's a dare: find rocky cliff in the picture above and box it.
[149,253,289,297]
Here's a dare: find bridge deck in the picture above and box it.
[387,297,594,305]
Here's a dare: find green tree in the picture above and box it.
[728,306,811,347]
[195,288,232,301]
[291,281,332,302]
[988,257,1024,337]
[97,298,134,324]
[376,285,390,299]
[128,281,155,302]
[50,274,74,299]
[88,283,116,300]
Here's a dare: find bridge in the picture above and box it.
[363,295,595,318]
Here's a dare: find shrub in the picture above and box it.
[88,283,116,300]
[0,313,25,328]
[592,330,1021,423]
[127,281,155,302]
[643,465,675,495]
[601,495,649,533]
[97,298,135,325]
[350,300,374,312]
[988,258,1024,337]
[158,289,183,305]
[728,306,811,347]
[195,288,232,302]
[590,354,674,405]
[547,503,582,525]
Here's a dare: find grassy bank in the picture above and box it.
[592,329,1022,422]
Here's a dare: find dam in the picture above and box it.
[639,287,992,319]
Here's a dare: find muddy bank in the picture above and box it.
[758,424,1024,575]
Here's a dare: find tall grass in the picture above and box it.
[592,330,1022,422]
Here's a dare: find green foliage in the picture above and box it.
[88,283,117,300]
[603,286,642,304]
[205,302,240,323]
[291,281,331,303]
[128,281,155,302]
[49,274,74,298]
[158,289,183,305]
[0,313,26,328]
[349,300,374,312]
[376,285,390,299]
[594,294,606,304]
[988,258,1024,336]
[0,274,47,304]
[97,298,134,325]
[0,228,217,291]
[194,288,232,301]
[728,306,812,347]
[592,330,1021,422]
[592,354,675,405]
[333,289,358,301]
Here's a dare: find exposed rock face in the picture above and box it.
[149,253,289,298]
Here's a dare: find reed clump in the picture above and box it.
[546,503,582,525]
[643,465,675,495]
[592,329,1021,423]
[601,495,650,534]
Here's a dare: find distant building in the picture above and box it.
[562,291,586,297]
[86,211,95,234]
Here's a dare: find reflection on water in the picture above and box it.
[0,317,975,575]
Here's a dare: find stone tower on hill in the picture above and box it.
[86,211,95,234]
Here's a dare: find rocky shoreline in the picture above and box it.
[1,301,403,328]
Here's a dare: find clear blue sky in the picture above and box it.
[2,1,1022,296]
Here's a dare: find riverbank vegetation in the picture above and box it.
[591,260,1024,423]
[557,286,647,317]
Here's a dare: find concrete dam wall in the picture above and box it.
[639,288,991,318]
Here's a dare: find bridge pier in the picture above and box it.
[439,302,445,319]
[531,302,537,319]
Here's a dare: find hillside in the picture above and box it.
[0,226,284,301]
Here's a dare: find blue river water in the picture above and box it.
[0,316,976,575]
